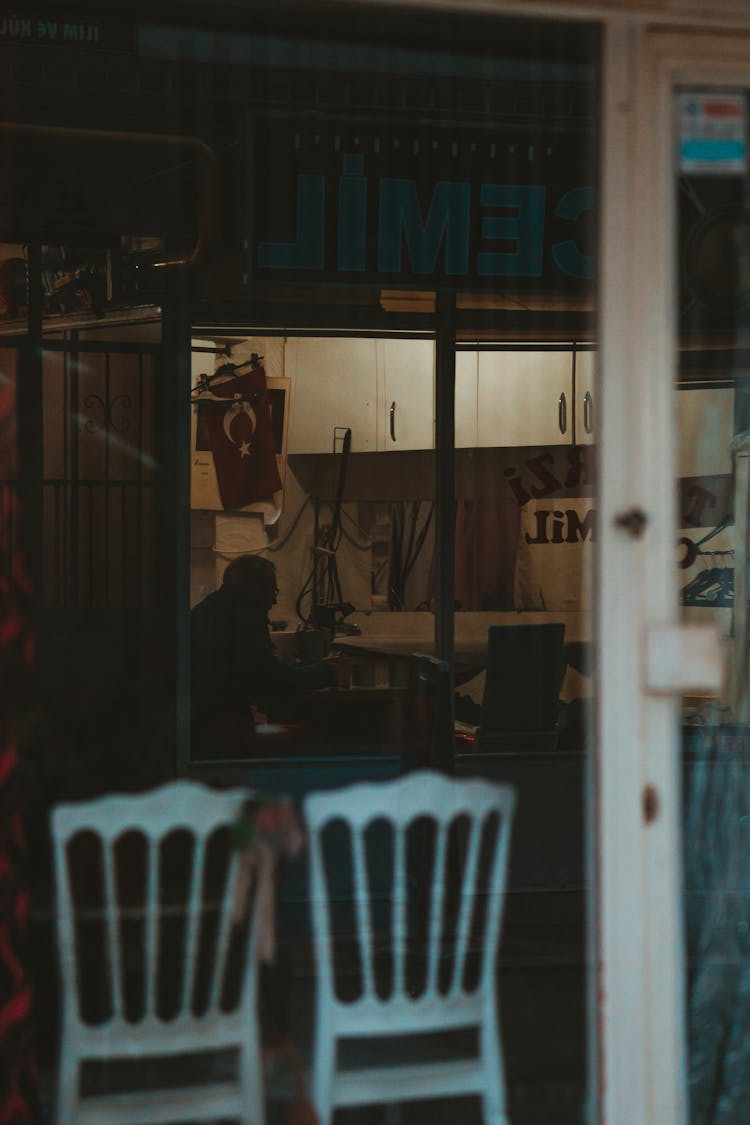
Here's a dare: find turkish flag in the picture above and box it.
[202,363,282,509]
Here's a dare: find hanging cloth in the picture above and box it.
[199,361,282,511]
[453,498,520,611]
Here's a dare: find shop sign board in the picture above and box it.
[0,12,132,48]
[248,114,596,292]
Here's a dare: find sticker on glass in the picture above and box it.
[678,92,747,175]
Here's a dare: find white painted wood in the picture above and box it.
[476,350,574,448]
[644,622,723,694]
[455,350,479,448]
[304,771,515,1124]
[333,1058,495,1105]
[633,30,750,1125]
[677,388,734,477]
[51,781,265,1125]
[596,21,750,1125]
[597,20,660,1125]
[378,338,435,451]
[286,336,378,453]
[74,1083,243,1125]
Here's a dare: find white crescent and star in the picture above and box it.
[222,400,257,457]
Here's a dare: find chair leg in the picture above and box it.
[311,1026,336,1125]
[55,1055,79,1125]
[383,1103,402,1125]
[239,1038,265,1125]
[480,1012,508,1125]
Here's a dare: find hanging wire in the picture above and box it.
[388,500,434,609]
[294,428,353,625]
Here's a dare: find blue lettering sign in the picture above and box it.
[551,186,594,279]
[477,184,546,277]
[378,179,470,275]
[338,154,367,272]
[257,174,326,270]
[251,123,595,287]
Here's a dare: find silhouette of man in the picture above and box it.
[191,554,335,757]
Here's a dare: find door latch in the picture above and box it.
[614,506,648,538]
[642,784,660,824]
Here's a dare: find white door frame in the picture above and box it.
[596,20,684,1125]
[597,20,750,1125]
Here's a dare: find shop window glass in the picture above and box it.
[0,12,598,1121]
[676,86,750,1124]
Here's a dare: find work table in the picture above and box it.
[328,609,590,661]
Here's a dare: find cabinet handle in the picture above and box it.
[583,390,594,434]
[558,392,567,435]
[390,400,397,442]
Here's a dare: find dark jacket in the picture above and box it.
[190,585,333,724]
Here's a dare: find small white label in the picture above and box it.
[678,92,747,175]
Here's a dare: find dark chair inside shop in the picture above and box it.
[476,623,566,752]
[403,653,454,773]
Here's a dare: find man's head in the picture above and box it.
[222,554,279,610]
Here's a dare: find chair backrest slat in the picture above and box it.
[101,837,124,1021]
[352,826,376,1000]
[143,835,159,1019]
[391,822,407,998]
[308,828,334,998]
[304,772,516,1011]
[207,850,242,1014]
[53,831,80,1020]
[425,818,449,998]
[179,835,206,1017]
[448,811,484,996]
[479,807,514,988]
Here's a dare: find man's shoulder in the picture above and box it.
[191,587,229,624]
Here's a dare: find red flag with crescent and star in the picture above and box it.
[202,361,282,509]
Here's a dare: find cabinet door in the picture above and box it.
[575,350,596,446]
[455,350,478,449]
[378,338,435,451]
[286,337,378,453]
[677,387,734,478]
[476,350,574,448]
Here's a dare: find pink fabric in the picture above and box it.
[454,499,521,611]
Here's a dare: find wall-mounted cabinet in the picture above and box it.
[287,337,598,454]
[476,350,574,448]
[456,346,596,448]
[378,338,435,451]
[287,336,436,454]
[286,337,378,454]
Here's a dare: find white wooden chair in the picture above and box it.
[51,780,266,1125]
[304,770,516,1125]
